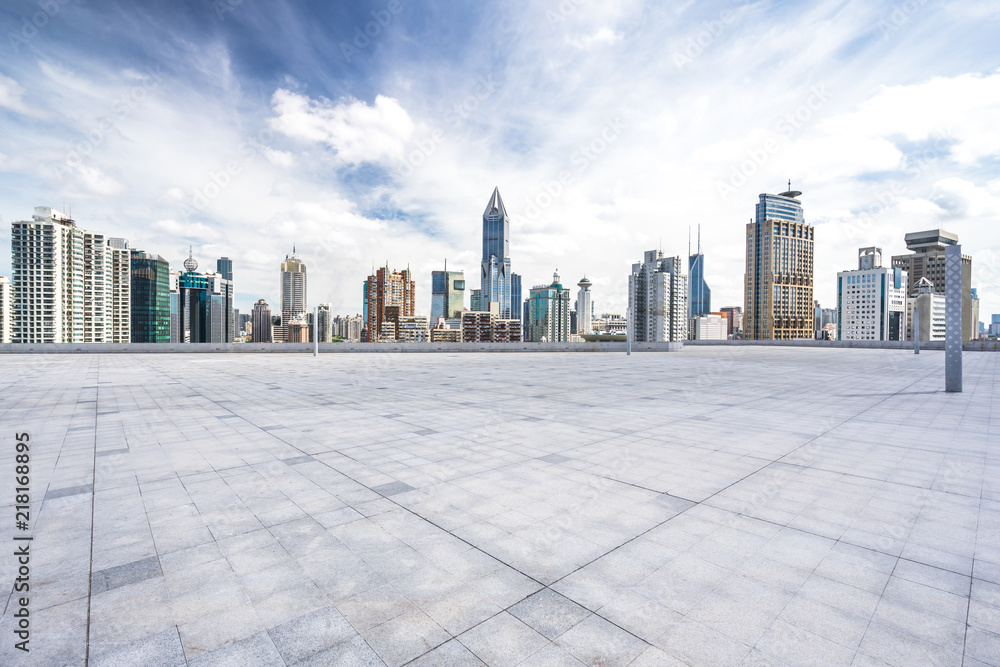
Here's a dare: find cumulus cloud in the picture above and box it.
[819,70,1000,166]
[269,90,414,165]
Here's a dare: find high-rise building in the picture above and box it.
[470,289,482,312]
[629,250,688,342]
[398,316,430,343]
[0,276,11,344]
[169,249,234,343]
[526,271,571,342]
[281,249,307,318]
[285,315,308,343]
[719,306,742,338]
[688,226,711,319]
[107,238,131,343]
[576,277,593,335]
[692,314,726,340]
[217,257,233,281]
[130,250,170,343]
[908,277,946,341]
[970,288,980,341]
[462,302,522,342]
[743,188,815,340]
[836,247,908,342]
[431,265,465,321]
[364,265,415,342]
[10,207,131,343]
[891,229,973,340]
[316,303,332,343]
[989,314,1000,338]
[237,312,251,337]
[251,299,273,342]
[480,187,522,320]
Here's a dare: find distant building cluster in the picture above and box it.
[5,207,233,345]
[1,188,991,345]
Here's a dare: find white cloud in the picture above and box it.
[269,90,414,165]
[150,219,222,242]
[819,70,1000,166]
[567,27,623,49]
[0,74,37,116]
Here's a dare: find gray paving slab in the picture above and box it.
[0,349,996,665]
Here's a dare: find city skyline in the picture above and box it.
[0,2,997,318]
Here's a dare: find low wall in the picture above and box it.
[686,339,999,351]
[0,340,995,354]
[0,341,684,354]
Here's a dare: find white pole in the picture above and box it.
[626,306,631,356]
[313,306,318,357]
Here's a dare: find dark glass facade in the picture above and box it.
[130,251,170,343]
[688,253,711,318]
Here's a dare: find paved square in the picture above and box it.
[0,348,997,666]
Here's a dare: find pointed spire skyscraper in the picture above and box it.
[480,187,521,320]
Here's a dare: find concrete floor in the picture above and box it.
[0,348,997,666]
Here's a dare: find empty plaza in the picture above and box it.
[0,347,998,666]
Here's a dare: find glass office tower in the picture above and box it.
[130,250,170,343]
[480,187,521,320]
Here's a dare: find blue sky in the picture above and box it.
[2,0,1000,320]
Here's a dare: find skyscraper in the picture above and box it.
[576,277,593,335]
[688,226,711,319]
[317,303,332,343]
[480,187,521,320]
[251,299,273,342]
[836,247,908,342]
[743,187,815,340]
[169,249,234,343]
[364,265,415,342]
[0,276,11,344]
[217,257,233,281]
[526,271,571,342]
[431,264,465,321]
[891,230,974,340]
[107,238,131,343]
[629,250,688,342]
[130,250,170,343]
[10,207,131,343]
[281,249,307,317]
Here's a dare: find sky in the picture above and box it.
[1,0,999,321]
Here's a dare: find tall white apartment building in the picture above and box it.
[0,276,11,344]
[628,250,688,342]
[10,207,130,343]
[836,247,908,342]
[108,238,131,343]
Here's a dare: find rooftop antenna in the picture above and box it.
[698,224,701,255]
[787,179,791,191]
[688,227,691,258]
